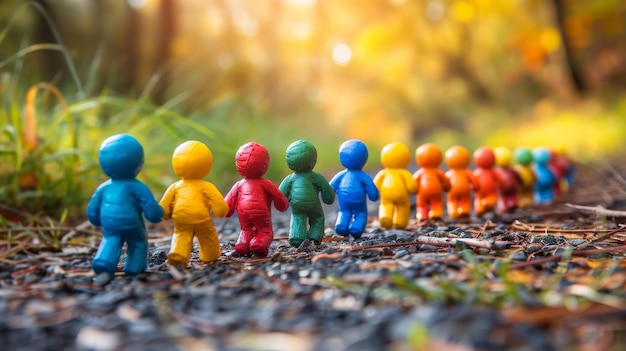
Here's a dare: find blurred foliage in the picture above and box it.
[1,0,626,216]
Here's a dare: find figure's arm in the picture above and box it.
[278,174,293,201]
[361,172,379,201]
[511,168,523,185]
[316,173,335,205]
[438,170,451,192]
[204,182,228,218]
[329,170,346,192]
[410,170,421,193]
[134,181,165,224]
[86,182,106,226]
[224,181,241,217]
[494,170,507,188]
[373,170,385,189]
[159,183,177,220]
[263,179,289,212]
[467,170,480,191]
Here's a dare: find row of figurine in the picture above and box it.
[86,134,574,275]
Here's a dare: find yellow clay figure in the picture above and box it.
[160,141,229,267]
[373,142,417,229]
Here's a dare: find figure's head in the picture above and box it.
[339,139,368,170]
[285,139,317,172]
[444,145,470,169]
[380,142,410,169]
[236,142,269,178]
[553,144,566,155]
[171,140,213,180]
[494,147,512,167]
[473,146,495,168]
[416,143,442,168]
[532,147,551,166]
[514,147,533,166]
[98,134,144,180]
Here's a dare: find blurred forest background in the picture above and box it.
[1,0,625,216]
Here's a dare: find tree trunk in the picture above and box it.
[153,0,176,104]
[551,0,586,94]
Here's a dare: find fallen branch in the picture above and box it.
[587,225,626,245]
[565,203,626,217]
[350,235,510,252]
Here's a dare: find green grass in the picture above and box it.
[0,2,347,222]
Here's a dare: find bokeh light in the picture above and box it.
[332,43,352,66]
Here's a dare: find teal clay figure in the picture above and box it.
[279,140,335,247]
[87,134,164,275]
[329,140,379,238]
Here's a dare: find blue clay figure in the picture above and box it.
[87,134,164,275]
[279,140,335,247]
[329,140,379,239]
[532,147,556,204]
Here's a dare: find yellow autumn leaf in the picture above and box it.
[506,270,534,284]
[23,83,68,152]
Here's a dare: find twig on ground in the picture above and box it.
[350,235,510,252]
[565,203,626,217]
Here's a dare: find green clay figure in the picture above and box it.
[279,140,335,247]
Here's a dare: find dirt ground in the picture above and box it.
[1,161,626,351]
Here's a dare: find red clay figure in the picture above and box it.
[473,146,504,216]
[444,145,478,219]
[373,142,417,229]
[553,145,575,193]
[225,142,289,257]
[548,149,564,199]
[413,143,451,222]
[494,147,521,213]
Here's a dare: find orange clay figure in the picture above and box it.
[494,147,522,213]
[373,142,417,229]
[225,142,289,257]
[512,147,535,209]
[413,143,451,221]
[473,146,504,216]
[159,141,229,267]
[444,145,478,219]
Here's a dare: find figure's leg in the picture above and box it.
[349,209,367,238]
[498,193,516,213]
[430,195,444,219]
[447,196,458,219]
[289,211,308,247]
[234,217,254,256]
[93,229,123,274]
[249,216,273,257]
[168,222,193,267]
[379,199,394,229]
[123,228,148,275]
[474,194,485,215]
[519,189,533,208]
[308,208,326,244]
[486,193,498,212]
[416,196,430,222]
[458,194,472,217]
[394,197,411,229]
[195,220,221,263]
[335,208,351,236]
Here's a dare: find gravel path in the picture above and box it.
[2,165,626,351]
